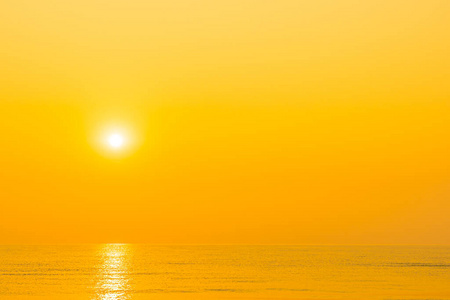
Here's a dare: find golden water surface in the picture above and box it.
[0,245,449,300]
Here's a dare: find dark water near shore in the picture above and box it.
[0,245,449,300]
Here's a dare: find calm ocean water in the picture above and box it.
[0,245,449,300]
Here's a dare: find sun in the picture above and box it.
[92,123,138,157]
[108,133,124,149]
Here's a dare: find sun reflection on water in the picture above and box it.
[96,244,132,300]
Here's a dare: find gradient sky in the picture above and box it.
[0,0,449,244]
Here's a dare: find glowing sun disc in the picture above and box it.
[108,133,124,148]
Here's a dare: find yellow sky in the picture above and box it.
[0,0,449,244]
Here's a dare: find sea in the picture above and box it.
[0,245,449,300]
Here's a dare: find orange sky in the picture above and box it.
[0,0,449,244]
